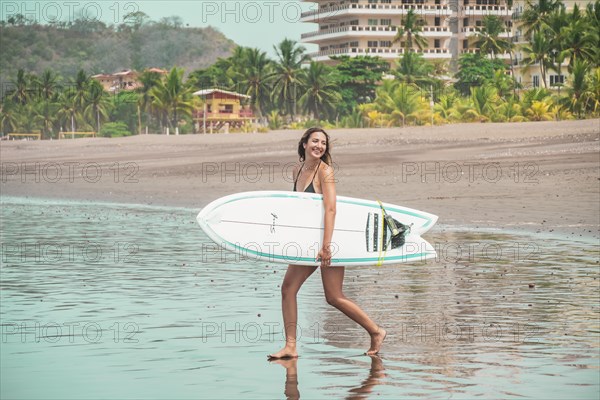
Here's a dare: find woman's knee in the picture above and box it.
[325,292,345,308]
[281,281,300,298]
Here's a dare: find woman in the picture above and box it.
[268,127,386,360]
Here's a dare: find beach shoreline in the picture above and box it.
[2,119,599,239]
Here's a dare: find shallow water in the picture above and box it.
[1,196,598,399]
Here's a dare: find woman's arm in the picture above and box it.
[318,163,336,267]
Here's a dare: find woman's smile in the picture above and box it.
[310,147,323,156]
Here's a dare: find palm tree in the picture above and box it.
[526,99,554,120]
[497,97,525,122]
[561,5,596,70]
[83,80,111,133]
[340,110,365,128]
[474,15,512,58]
[545,7,569,92]
[489,69,518,99]
[298,62,341,121]
[72,69,90,110]
[150,67,194,131]
[32,100,58,139]
[565,59,591,117]
[434,92,461,123]
[267,110,283,130]
[0,101,21,134]
[392,9,427,52]
[20,103,41,133]
[235,48,273,119]
[585,1,600,66]
[521,87,552,110]
[135,70,163,134]
[36,70,60,101]
[57,90,79,133]
[371,80,425,127]
[522,30,553,88]
[11,69,30,105]
[588,67,600,115]
[467,85,500,121]
[394,51,434,87]
[520,0,562,36]
[20,70,61,138]
[271,39,309,119]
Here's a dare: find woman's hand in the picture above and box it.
[317,245,332,268]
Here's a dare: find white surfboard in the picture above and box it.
[197,191,438,266]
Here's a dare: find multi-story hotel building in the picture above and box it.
[300,0,513,66]
[300,0,591,88]
[511,0,589,89]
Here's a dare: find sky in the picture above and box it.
[2,0,319,57]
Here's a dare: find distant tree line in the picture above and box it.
[1,1,599,137]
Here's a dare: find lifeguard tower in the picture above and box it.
[192,89,255,133]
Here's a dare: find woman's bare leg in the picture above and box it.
[321,267,387,355]
[268,265,317,359]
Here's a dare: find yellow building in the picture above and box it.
[192,89,256,133]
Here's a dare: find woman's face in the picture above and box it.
[305,131,327,160]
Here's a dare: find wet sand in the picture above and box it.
[1,198,598,399]
[1,119,599,238]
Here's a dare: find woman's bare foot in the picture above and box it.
[267,345,298,360]
[365,328,387,355]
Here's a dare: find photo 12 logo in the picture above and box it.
[1,1,140,24]
[377,162,540,184]
[200,240,339,264]
[200,321,337,344]
[199,162,340,185]
[398,320,541,343]
[1,241,140,264]
[1,321,140,344]
[199,1,305,24]
[1,162,139,184]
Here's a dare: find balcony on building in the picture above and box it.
[302,24,452,41]
[309,46,451,62]
[300,0,453,22]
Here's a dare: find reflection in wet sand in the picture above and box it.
[270,355,387,400]
[1,198,598,399]
[269,358,300,400]
[346,356,386,400]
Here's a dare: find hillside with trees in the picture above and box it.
[0,12,236,94]
[1,1,599,138]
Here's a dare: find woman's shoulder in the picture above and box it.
[317,160,335,182]
[318,159,334,174]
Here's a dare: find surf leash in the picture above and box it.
[376,200,393,266]
[377,200,401,236]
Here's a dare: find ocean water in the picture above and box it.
[1,196,598,399]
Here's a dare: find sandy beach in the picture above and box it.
[1,119,599,238]
[2,120,599,399]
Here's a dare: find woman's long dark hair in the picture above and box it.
[297,127,332,165]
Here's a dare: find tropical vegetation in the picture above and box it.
[1,1,599,137]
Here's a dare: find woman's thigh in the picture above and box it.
[281,264,318,293]
[320,266,345,297]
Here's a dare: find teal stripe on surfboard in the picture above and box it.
[215,191,435,229]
